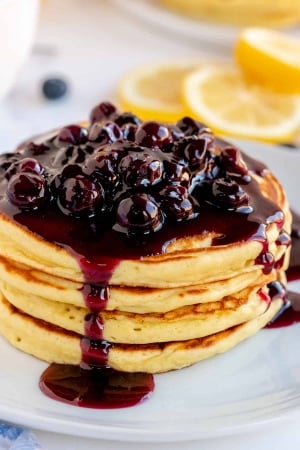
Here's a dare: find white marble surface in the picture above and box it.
[1,1,300,448]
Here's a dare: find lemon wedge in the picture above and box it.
[183,64,300,143]
[117,61,201,122]
[235,28,300,94]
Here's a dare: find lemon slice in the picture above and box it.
[117,61,201,122]
[182,64,300,143]
[235,28,300,94]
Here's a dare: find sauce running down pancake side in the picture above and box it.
[0,108,297,408]
[269,210,300,329]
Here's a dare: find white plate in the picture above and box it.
[113,0,300,49]
[0,141,300,442]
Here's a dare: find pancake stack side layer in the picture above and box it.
[0,102,291,373]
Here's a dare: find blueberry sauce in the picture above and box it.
[266,291,300,328]
[0,102,292,408]
[287,210,300,282]
[39,364,154,409]
[264,210,300,329]
[80,283,110,311]
[39,337,155,408]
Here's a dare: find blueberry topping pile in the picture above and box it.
[2,102,253,237]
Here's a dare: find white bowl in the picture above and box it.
[0,0,39,99]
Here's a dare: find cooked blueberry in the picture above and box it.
[119,152,163,188]
[51,164,83,193]
[256,252,275,274]
[135,121,171,149]
[115,112,141,127]
[57,125,88,145]
[5,157,44,180]
[221,147,249,179]
[88,121,121,144]
[42,77,68,100]
[85,153,119,187]
[176,117,209,136]
[163,160,190,187]
[6,173,47,209]
[276,229,291,247]
[160,185,195,221]
[61,164,84,179]
[204,151,221,180]
[267,281,287,301]
[115,193,162,233]
[21,142,50,157]
[184,138,210,169]
[211,177,251,211]
[172,136,198,160]
[57,174,104,218]
[168,125,185,142]
[121,123,138,141]
[90,102,117,124]
[0,153,20,173]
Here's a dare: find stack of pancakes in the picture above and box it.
[0,109,292,374]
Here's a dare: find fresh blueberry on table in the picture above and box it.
[42,77,68,100]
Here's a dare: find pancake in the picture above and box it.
[0,294,283,373]
[0,256,277,313]
[1,281,272,344]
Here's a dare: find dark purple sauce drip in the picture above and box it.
[257,288,271,304]
[81,284,109,311]
[80,337,111,367]
[255,251,275,275]
[266,291,300,328]
[287,210,300,282]
[264,210,300,328]
[39,337,155,409]
[84,313,104,340]
[39,364,154,409]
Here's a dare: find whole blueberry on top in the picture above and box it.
[220,147,249,180]
[176,117,210,136]
[57,125,88,145]
[119,151,164,188]
[7,173,48,209]
[115,193,163,234]
[88,121,121,144]
[135,121,171,149]
[5,157,44,180]
[90,102,117,124]
[57,174,104,218]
